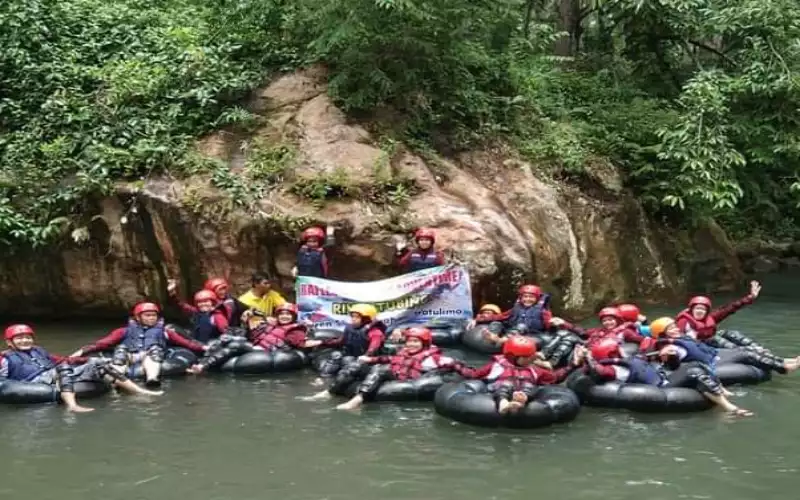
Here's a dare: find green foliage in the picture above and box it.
[292,0,526,146]
[4,0,800,246]
[0,0,299,247]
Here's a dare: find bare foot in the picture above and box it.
[498,399,512,414]
[303,390,331,401]
[336,399,363,411]
[186,365,205,375]
[68,405,95,413]
[508,401,524,413]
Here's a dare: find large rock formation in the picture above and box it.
[0,68,743,319]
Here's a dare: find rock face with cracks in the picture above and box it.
[0,67,743,319]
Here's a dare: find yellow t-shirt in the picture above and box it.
[238,290,287,316]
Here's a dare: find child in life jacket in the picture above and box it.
[649,317,800,376]
[169,282,229,343]
[395,228,445,274]
[72,302,207,388]
[310,303,387,386]
[1,324,161,412]
[202,277,247,328]
[315,327,470,411]
[187,303,322,374]
[292,226,335,279]
[577,337,753,416]
[476,285,578,340]
[580,307,653,349]
[464,336,578,414]
[676,280,766,350]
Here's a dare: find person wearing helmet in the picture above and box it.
[72,301,207,387]
[583,306,653,349]
[1,324,161,412]
[308,303,388,388]
[675,281,765,349]
[187,303,322,374]
[463,336,578,414]
[239,271,288,323]
[395,227,445,274]
[478,284,576,343]
[650,317,800,376]
[539,306,654,369]
[322,327,470,411]
[167,282,229,343]
[292,226,335,279]
[575,337,753,416]
[618,303,651,337]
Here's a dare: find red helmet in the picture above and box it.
[414,228,436,243]
[275,303,299,317]
[301,227,325,242]
[598,307,621,320]
[503,336,537,357]
[193,290,218,305]
[404,327,433,345]
[688,296,712,309]
[518,284,542,297]
[617,304,640,322]
[591,338,621,360]
[132,302,160,317]
[204,278,229,294]
[4,324,34,341]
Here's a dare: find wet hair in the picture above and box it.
[251,271,271,286]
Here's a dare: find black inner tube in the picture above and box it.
[434,380,581,428]
[0,380,109,405]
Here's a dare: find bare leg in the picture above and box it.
[336,393,364,411]
[113,379,163,396]
[142,356,162,386]
[60,391,94,413]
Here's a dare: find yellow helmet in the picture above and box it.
[650,317,676,338]
[350,304,378,321]
[479,304,501,315]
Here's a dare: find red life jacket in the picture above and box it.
[491,355,539,385]
[586,323,630,347]
[389,346,439,381]
[251,323,303,350]
[676,309,716,340]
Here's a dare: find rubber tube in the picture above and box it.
[461,326,554,354]
[0,380,109,405]
[341,372,462,401]
[125,347,198,379]
[565,370,712,413]
[434,380,581,428]
[219,349,308,374]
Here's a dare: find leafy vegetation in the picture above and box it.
[2,0,800,247]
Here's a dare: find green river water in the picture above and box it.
[1,272,799,500]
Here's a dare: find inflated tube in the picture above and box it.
[434,380,581,429]
[565,369,714,413]
[219,349,308,374]
[340,372,462,401]
[714,363,771,385]
[461,326,554,354]
[127,347,198,379]
[391,323,464,347]
[0,380,109,405]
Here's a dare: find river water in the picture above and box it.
[1,273,799,500]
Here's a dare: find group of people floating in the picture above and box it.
[1,226,795,420]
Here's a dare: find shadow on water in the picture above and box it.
[1,271,799,499]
